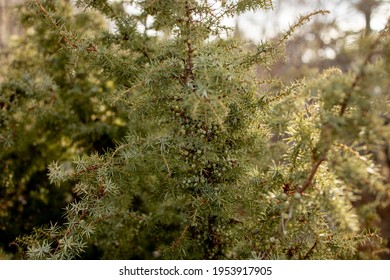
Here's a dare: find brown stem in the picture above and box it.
[170,224,189,249]
[339,21,389,117]
[299,157,325,194]
[302,240,318,259]
[183,1,195,86]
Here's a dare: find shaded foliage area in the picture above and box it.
[0,0,127,257]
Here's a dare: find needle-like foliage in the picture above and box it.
[7,0,390,259]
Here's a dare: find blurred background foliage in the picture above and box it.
[237,0,390,259]
[0,0,389,259]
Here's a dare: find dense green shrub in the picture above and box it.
[2,0,389,259]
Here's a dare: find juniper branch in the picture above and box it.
[33,0,97,52]
[339,20,389,116]
[297,22,389,195]
[183,0,195,87]
[278,10,330,44]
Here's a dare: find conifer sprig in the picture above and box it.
[33,0,98,52]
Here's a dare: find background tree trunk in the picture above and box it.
[0,0,24,49]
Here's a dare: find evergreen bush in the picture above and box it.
[4,0,389,259]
